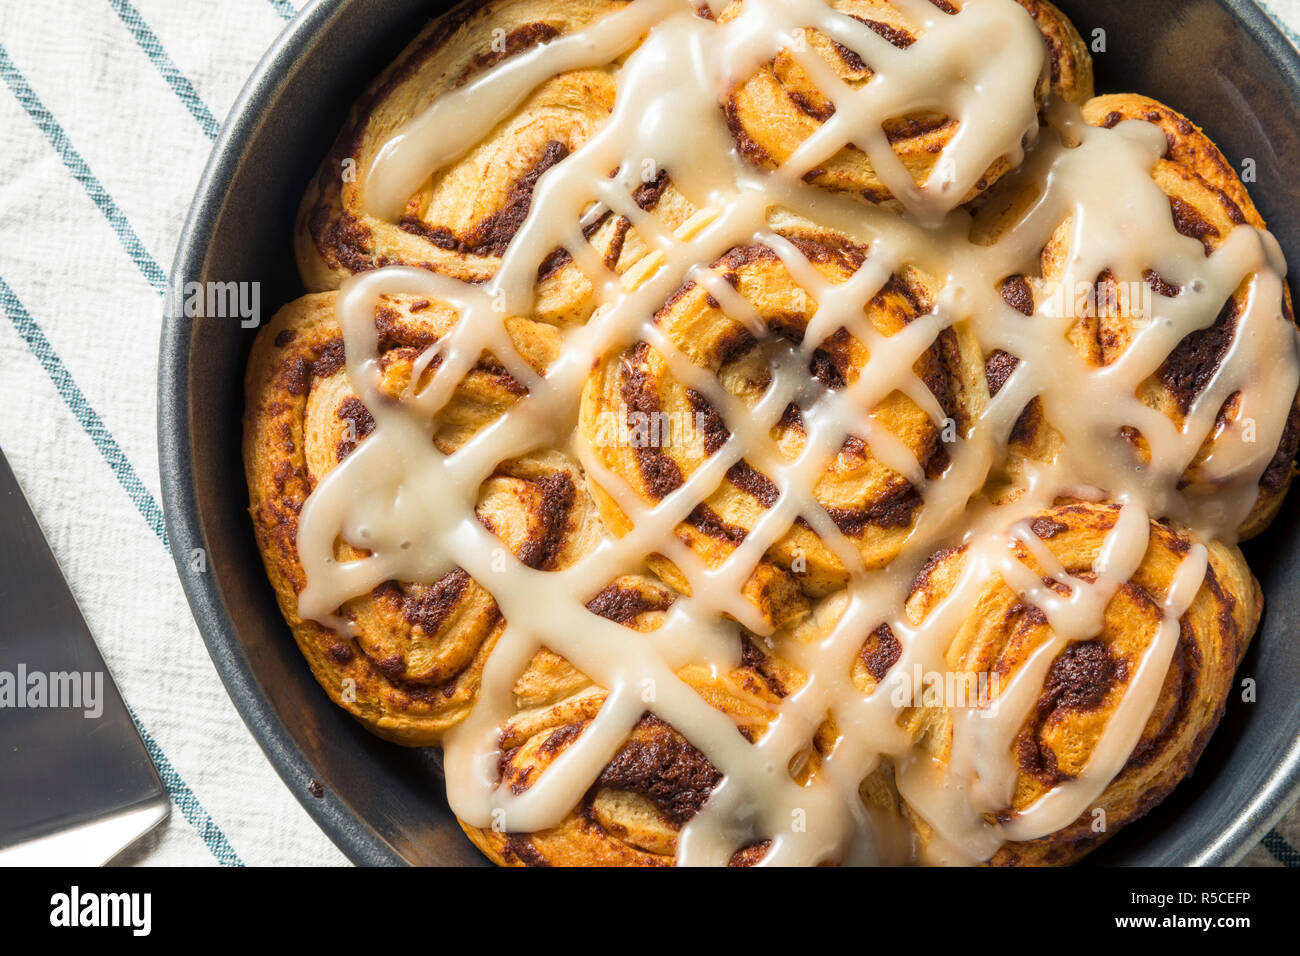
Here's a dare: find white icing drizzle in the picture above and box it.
[292,0,1300,865]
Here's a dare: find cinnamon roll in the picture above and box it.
[898,501,1259,866]
[244,291,584,744]
[723,0,1093,206]
[296,0,696,327]
[244,0,1300,865]
[967,93,1300,536]
[577,218,964,620]
[460,610,796,866]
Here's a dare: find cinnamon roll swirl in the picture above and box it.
[460,608,797,866]
[244,291,590,743]
[723,0,1093,206]
[899,502,1259,866]
[577,219,966,621]
[243,0,1300,866]
[296,0,698,327]
[966,93,1300,535]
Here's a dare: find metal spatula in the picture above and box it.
[0,448,169,865]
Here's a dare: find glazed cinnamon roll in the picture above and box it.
[244,291,590,744]
[460,599,798,866]
[244,0,1300,866]
[898,501,1260,866]
[723,0,1093,205]
[577,218,967,621]
[965,94,1300,533]
[296,0,700,328]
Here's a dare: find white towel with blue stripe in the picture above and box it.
[0,0,1296,867]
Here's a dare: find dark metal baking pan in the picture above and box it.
[159,0,1300,865]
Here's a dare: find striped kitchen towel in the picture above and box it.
[0,0,1295,866]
